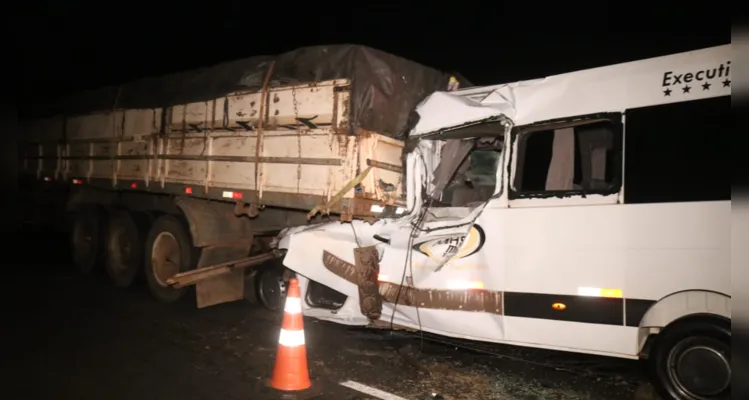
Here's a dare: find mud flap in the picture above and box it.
[196,269,245,308]
[353,246,382,320]
[195,246,248,308]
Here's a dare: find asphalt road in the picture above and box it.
[3,233,658,400]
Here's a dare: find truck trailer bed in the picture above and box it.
[23,79,405,220]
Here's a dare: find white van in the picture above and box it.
[275,44,731,400]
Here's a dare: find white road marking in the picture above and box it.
[339,380,409,400]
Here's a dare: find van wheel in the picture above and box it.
[650,318,731,400]
[144,215,196,303]
[256,266,288,311]
[70,208,106,274]
[105,210,143,288]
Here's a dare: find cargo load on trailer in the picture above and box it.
[19,45,465,308]
[22,45,464,220]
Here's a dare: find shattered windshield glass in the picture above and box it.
[436,143,504,207]
[466,150,500,186]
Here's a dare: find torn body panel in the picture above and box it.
[278,208,508,344]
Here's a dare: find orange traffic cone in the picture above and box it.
[270,278,312,392]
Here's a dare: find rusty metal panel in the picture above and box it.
[191,239,258,308]
[66,142,89,178]
[334,86,350,132]
[90,141,116,181]
[356,132,404,204]
[163,135,209,185]
[208,134,258,189]
[123,108,161,138]
[169,252,279,288]
[265,80,343,129]
[23,78,405,220]
[322,250,503,314]
[117,140,151,181]
[195,269,244,308]
[170,100,217,133]
[225,91,262,130]
[378,283,503,314]
[175,197,255,247]
[353,246,382,319]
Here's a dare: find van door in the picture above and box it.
[501,113,631,355]
[376,141,509,342]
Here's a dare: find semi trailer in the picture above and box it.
[18,44,459,309]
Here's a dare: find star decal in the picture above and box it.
[682,85,691,94]
[722,79,731,87]
[663,88,672,96]
[702,82,711,91]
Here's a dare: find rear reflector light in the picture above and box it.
[578,287,623,298]
[72,179,83,185]
[222,191,243,199]
[43,176,52,182]
[130,182,138,189]
[185,187,193,194]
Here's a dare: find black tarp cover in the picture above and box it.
[32,45,467,138]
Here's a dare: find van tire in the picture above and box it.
[144,215,196,303]
[256,264,288,311]
[649,318,731,400]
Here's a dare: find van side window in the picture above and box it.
[511,119,622,197]
[623,96,729,203]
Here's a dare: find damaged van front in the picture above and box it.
[270,46,735,399]
[272,85,516,338]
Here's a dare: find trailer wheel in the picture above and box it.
[105,210,143,288]
[70,207,106,274]
[144,215,196,303]
[650,318,731,400]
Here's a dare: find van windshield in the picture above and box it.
[429,137,504,208]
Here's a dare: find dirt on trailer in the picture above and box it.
[3,232,660,400]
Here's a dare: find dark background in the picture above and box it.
[0,1,729,229]
[0,5,734,398]
[5,1,728,103]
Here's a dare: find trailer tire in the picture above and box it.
[70,207,107,274]
[144,215,196,303]
[105,210,143,288]
[650,317,731,400]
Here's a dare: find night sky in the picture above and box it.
[7,1,728,104]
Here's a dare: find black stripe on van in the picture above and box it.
[504,292,623,325]
[625,298,657,327]
[504,292,656,326]
[322,250,659,327]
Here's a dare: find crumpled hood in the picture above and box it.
[409,85,517,138]
[273,218,402,251]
